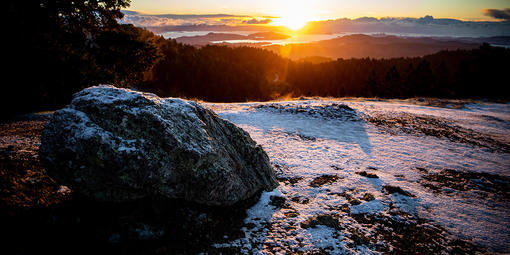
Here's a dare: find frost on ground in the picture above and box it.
[206,98,510,254]
[0,112,70,209]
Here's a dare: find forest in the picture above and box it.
[3,0,510,117]
[142,40,510,102]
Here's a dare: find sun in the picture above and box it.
[276,16,310,31]
[272,3,315,31]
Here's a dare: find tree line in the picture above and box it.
[3,0,509,117]
[142,40,509,102]
[4,0,159,116]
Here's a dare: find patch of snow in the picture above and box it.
[350,200,386,215]
[205,99,510,253]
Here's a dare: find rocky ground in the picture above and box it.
[0,91,274,255]
[1,98,509,254]
[209,98,510,254]
[0,113,67,210]
[0,114,236,254]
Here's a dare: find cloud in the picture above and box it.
[120,11,257,27]
[121,14,190,26]
[483,8,510,20]
[304,15,510,37]
[242,18,272,24]
[120,11,510,37]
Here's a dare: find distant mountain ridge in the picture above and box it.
[121,11,510,38]
[263,34,483,59]
[172,33,504,59]
[175,32,290,45]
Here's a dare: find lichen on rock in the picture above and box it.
[39,85,277,206]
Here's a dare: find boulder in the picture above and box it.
[39,85,277,206]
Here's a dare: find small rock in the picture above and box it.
[300,214,343,230]
[383,185,415,197]
[291,196,310,204]
[349,199,362,205]
[331,165,343,170]
[284,211,300,218]
[356,171,379,178]
[269,195,287,208]
[362,193,375,201]
[310,175,341,187]
[245,223,256,230]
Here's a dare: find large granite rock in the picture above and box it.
[39,85,277,206]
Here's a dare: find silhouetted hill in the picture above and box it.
[296,56,333,64]
[175,32,290,45]
[263,34,480,59]
[176,33,247,45]
[172,33,486,59]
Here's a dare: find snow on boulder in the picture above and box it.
[39,85,278,206]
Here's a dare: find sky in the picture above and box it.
[127,0,510,21]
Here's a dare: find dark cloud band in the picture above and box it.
[242,18,272,24]
[483,8,510,20]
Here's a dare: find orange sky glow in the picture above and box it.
[127,0,510,29]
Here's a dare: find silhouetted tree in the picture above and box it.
[137,43,510,102]
[3,0,159,117]
[435,61,451,97]
[365,71,379,97]
[384,66,401,98]
[408,60,434,96]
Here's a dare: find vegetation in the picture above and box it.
[4,0,160,116]
[143,41,510,102]
[3,0,509,117]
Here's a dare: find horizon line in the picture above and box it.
[121,10,506,23]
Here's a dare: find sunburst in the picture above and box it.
[272,2,315,30]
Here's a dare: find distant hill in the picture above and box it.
[172,33,503,59]
[176,33,247,45]
[296,56,333,64]
[175,32,290,45]
[262,34,482,59]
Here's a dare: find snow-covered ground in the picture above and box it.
[205,98,510,254]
